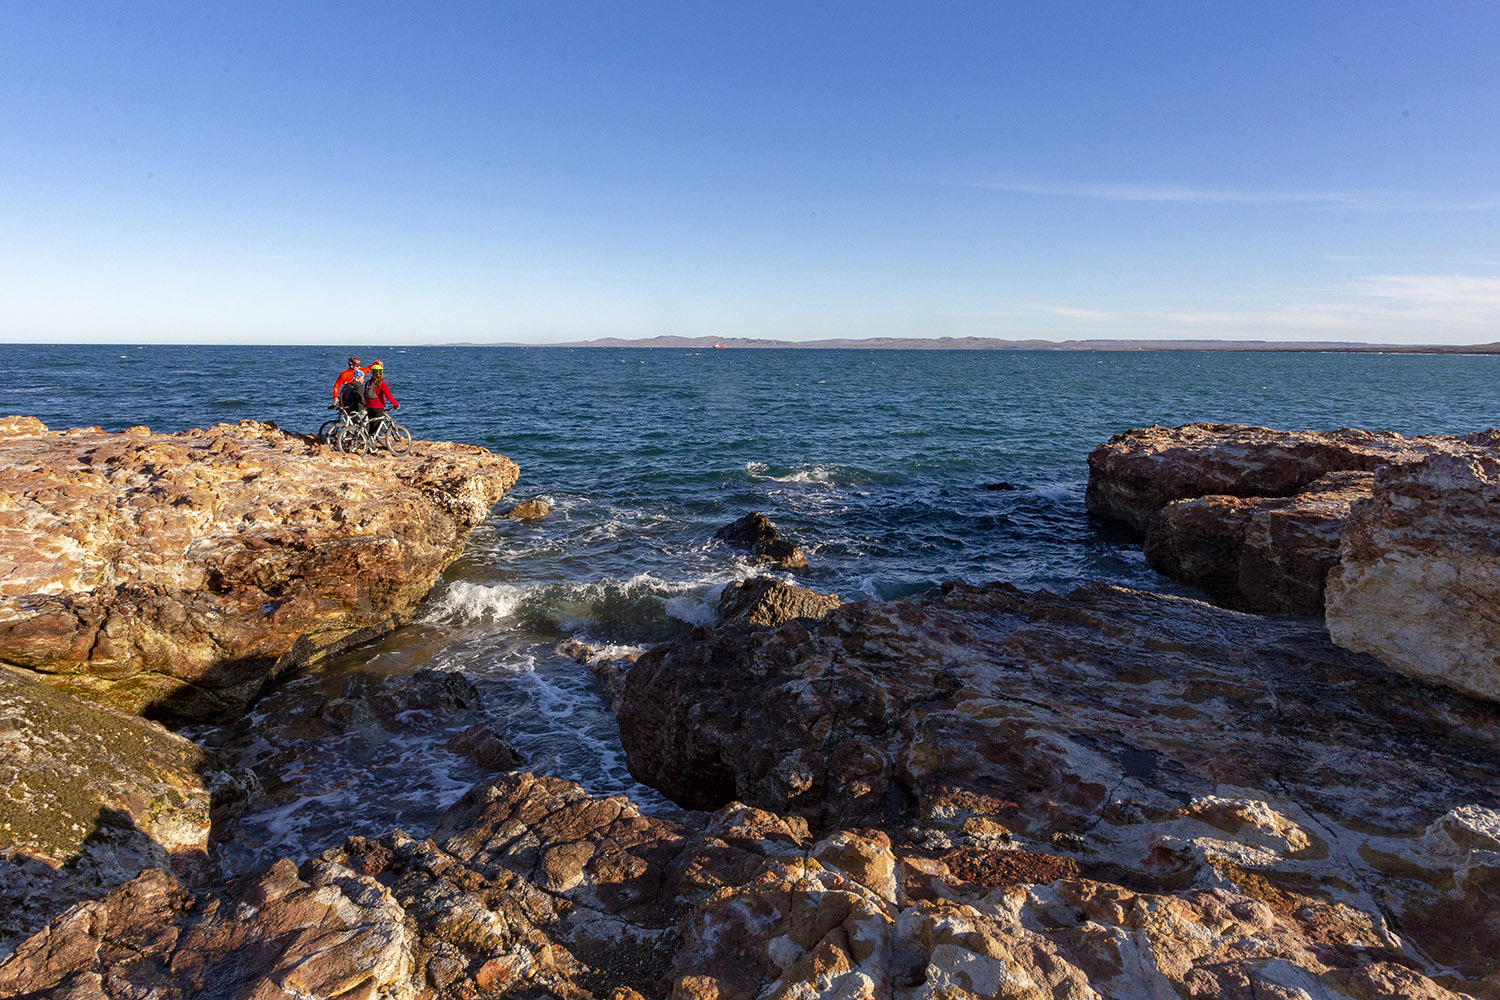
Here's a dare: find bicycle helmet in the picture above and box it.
[347,356,360,366]
[370,361,383,371]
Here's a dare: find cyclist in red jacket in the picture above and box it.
[364,361,400,433]
[332,357,371,404]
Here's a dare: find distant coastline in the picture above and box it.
[444,335,1500,354]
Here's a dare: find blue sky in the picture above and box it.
[2,2,1497,345]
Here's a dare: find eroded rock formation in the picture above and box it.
[5,762,1493,998]
[618,581,1500,993]
[716,576,841,629]
[1087,422,1500,614]
[1085,422,1451,533]
[1327,451,1500,702]
[0,417,518,720]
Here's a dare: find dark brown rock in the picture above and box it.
[1143,471,1370,614]
[713,511,808,571]
[716,576,841,628]
[618,581,1500,987]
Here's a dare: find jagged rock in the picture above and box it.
[501,498,552,519]
[1085,422,1472,533]
[716,576,841,628]
[447,722,522,771]
[0,666,249,953]
[1327,451,1500,702]
[618,581,1500,988]
[5,767,1492,998]
[0,417,518,720]
[1143,471,1370,614]
[713,512,808,571]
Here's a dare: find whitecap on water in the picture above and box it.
[420,580,526,625]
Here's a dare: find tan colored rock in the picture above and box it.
[1085,422,1463,533]
[1326,451,1500,703]
[502,498,552,519]
[3,765,1493,998]
[0,418,518,719]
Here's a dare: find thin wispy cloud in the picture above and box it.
[1353,273,1500,307]
[961,176,1500,212]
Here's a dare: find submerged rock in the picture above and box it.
[713,511,808,571]
[500,498,551,519]
[1327,451,1500,702]
[716,576,840,628]
[0,417,518,720]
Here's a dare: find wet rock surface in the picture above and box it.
[713,511,809,571]
[1328,450,1500,702]
[0,417,518,720]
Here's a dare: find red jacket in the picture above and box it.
[366,379,398,410]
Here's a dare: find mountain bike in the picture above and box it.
[334,410,411,455]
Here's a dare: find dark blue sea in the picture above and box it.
[4,344,1496,870]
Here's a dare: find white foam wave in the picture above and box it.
[421,581,525,625]
[745,461,852,484]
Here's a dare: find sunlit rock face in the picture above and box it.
[0,417,517,720]
[1087,422,1500,614]
[618,581,1500,994]
[1327,451,1500,703]
[1084,422,1449,534]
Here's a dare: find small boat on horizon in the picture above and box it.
[712,343,728,349]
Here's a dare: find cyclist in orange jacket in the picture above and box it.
[332,357,372,405]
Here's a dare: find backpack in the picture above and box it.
[338,378,367,410]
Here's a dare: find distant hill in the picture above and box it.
[447,335,1500,354]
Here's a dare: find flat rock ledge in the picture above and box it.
[0,416,518,720]
[9,582,1497,997]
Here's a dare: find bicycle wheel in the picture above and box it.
[317,419,339,446]
[335,423,369,455]
[385,423,411,455]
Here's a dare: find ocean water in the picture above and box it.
[4,343,1497,871]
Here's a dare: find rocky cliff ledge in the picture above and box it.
[1086,423,1500,615]
[0,417,518,720]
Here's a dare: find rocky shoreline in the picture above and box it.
[3,418,1499,999]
